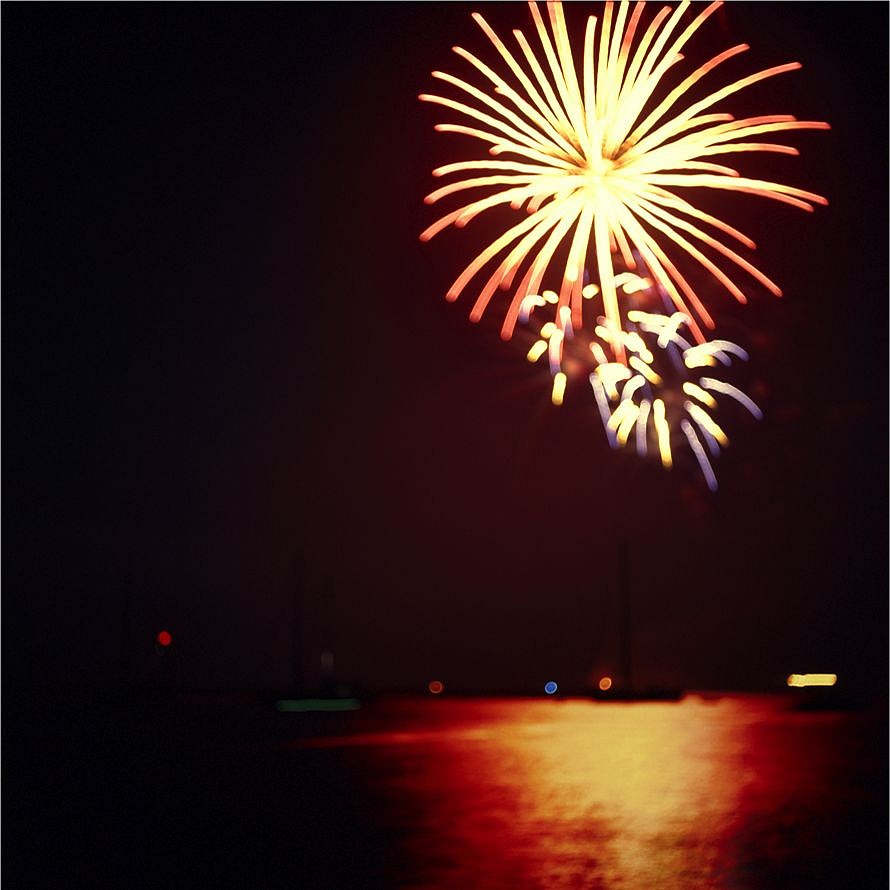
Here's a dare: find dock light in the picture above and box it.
[428,680,444,695]
[156,630,172,647]
[787,673,837,688]
[544,681,558,695]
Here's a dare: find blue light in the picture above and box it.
[544,681,558,695]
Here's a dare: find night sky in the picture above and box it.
[5,3,887,695]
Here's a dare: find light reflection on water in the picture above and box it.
[300,696,885,888]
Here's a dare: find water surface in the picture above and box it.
[290,695,886,888]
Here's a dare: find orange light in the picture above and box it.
[429,680,445,695]
[156,630,172,647]
[599,676,613,691]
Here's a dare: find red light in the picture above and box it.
[428,680,444,695]
[157,630,172,647]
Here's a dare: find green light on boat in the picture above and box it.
[276,698,361,713]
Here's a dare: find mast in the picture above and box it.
[618,539,633,692]
[291,551,303,692]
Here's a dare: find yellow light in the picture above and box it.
[623,277,652,294]
[787,673,837,688]
[683,381,718,408]
[589,342,609,365]
[683,340,748,369]
[629,355,662,385]
[624,332,653,364]
[684,352,719,369]
[616,407,640,446]
[594,362,632,400]
[527,339,548,362]
[686,402,729,446]
[581,283,600,299]
[542,289,559,304]
[700,377,763,420]
[607,399,637,433]
[548,329,564,371]
[614,272,651,294]
[551,372,567,405]
[540,321,557,339]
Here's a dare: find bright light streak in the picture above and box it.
[628,310,694,351]
[786,673,837,688]
[589,342,609,365]
[551,371,568,405]
[685,340,749,368]
[700,378,763,419]
[527,339,549,362]
[686,401,729,447]
[681,419,718,492]
[519,293,547,323]
[683,381,718,408]
[624,332,653,364]
[594,362,632,399]
[616,405,640,445]
[590,374,618,447]
[635,399,650,456]
[628,355,662,385]
[548,328,565,374]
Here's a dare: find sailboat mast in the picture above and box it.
[618,540,632,692]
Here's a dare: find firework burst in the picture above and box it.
[420,0,828,362]
[515,270,760,490]
[587,307,761,491]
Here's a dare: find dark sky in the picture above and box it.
[5,3,887,694]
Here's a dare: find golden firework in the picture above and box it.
[420,1,828,363]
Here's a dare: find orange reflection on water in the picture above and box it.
[299,696,882,888]
[358,699,781,887]
[455,700,745,887]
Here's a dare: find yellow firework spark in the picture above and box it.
[420,1,828,362]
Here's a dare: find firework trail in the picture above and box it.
[420,0,828,363]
